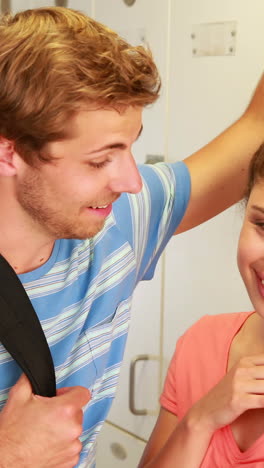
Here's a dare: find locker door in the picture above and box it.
[93,0,170,440]
[97,421,146,468]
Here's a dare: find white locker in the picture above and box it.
[163,0,264,373]
[11,1,93,14]
[94,0,170,444]
[97,1,264,467]
[96,422,146,468]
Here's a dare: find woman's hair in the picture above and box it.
[0,7,160,164]
[246,143,264,201]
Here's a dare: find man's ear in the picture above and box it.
[0,137,17,176]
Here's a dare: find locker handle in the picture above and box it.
[129,354,159,416]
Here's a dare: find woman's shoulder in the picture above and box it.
[179,312,253,354]
[186,311,252,336]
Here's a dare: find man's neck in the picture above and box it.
[0,177,56,274]
[0,202,55,274]
[0,238,55,274]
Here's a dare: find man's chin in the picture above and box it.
[64,221,106,240]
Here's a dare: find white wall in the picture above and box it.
[163,0,263,371]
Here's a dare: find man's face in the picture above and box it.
[15,106,143,239]
[237,181,264,316]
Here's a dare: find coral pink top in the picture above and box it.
[160,312,264,467]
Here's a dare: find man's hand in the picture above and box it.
[0,374,90,468]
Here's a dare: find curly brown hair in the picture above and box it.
[0,7,160,164]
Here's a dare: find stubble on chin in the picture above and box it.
[16,172,106,240]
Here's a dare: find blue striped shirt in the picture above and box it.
[2,161,190,467]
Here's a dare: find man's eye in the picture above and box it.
[89,160,108,169]
[255,221,264,230]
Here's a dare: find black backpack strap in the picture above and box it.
[0,254,56,397]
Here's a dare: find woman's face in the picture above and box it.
[237,180,264,316]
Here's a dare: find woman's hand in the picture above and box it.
[190,353,264,433]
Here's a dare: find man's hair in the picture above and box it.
[0,7,160,164]
[246,142,264,200]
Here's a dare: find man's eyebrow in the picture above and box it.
[87,125,143,155]
[250,205,264,214]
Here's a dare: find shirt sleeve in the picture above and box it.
[112,161,191,282]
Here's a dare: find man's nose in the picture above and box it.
[109,153,143,195]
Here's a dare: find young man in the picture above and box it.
[0,6,263,468]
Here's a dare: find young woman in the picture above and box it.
[139,143,264,468]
